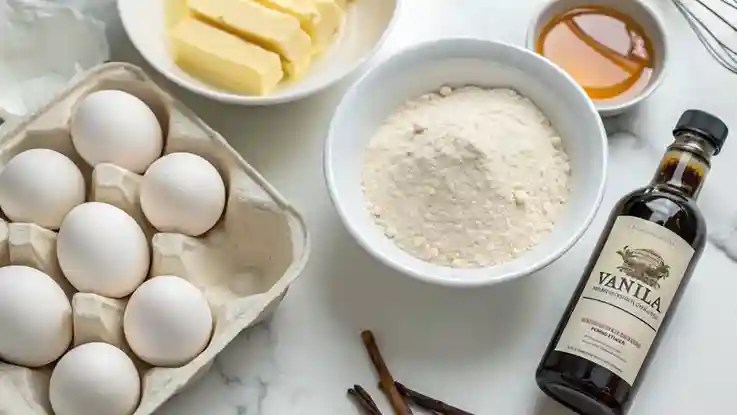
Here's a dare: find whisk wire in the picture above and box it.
[680,0,737,57]
[695,0,737,32]
[672,0,737,74]
[717,0,737,11]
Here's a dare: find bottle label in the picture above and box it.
[553,215,694,386]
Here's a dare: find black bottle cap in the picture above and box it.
[673,109,729,155]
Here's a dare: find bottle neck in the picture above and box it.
[651,132,714,199]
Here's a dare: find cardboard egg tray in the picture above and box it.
[0,63,310,414]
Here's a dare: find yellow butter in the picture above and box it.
[169,17,284,95]
[312,0,343,53]
[188,0,312,78]
[252,0,343,54]
[164,0,188,30]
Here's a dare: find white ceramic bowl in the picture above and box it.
[526,0,668,117]
[117,0,401,105]
[325,38,608,288]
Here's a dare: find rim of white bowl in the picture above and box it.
[117,0,404,106]
[324,37,608,288]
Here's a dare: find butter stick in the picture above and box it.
[170,17,284,95]
[312,0,343,53]
[252,0,343,54]
[188,0,312,78]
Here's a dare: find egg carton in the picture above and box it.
[0,62,310,414]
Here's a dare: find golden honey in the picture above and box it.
[536,5,655,103]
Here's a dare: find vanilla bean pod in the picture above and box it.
[395,382,474,415]
[348,387,382,415]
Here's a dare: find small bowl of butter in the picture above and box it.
[118,0,401,105]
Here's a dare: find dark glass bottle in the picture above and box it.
[536,110,729,415]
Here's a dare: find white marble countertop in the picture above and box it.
[100,0,737,414]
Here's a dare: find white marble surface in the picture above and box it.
[97,0,737,414]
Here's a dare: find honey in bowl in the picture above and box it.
[536,5,654,104]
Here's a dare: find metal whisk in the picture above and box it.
[671,0,737,74]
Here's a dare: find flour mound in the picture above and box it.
[361,87,571,268]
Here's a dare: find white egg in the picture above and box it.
[124,276,213,367]
[70,90,163,173]
[140,152,226,236]
[0,148,85,229]
[50,342,141,415]
[57,202,150,298]
[0,265,72,367]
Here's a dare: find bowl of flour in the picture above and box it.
[325,38,607,287]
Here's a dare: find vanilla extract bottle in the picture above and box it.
[536,110,729,415]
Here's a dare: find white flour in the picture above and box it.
[361,86,571,268]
